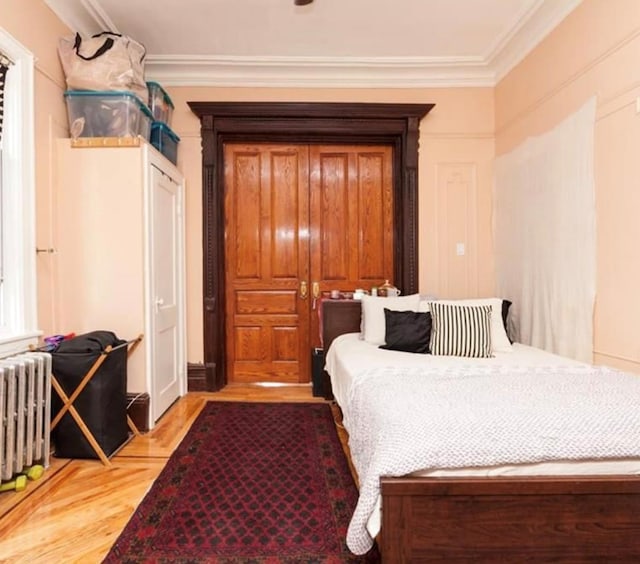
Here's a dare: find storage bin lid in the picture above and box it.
[146,81,175,109]
[151,120,180,142]
[63,90,153,119]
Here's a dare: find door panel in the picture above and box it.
[309,145,394,348]
[224,144,310,383]
[310,145,393,285]
[356,150,394,279]
[150,165,181,420]
[312,150,351,281]
[224,143,393,383]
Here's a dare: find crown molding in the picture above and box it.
[44,0,582,88]
[490,0,583,82]
[43,0,117,35]
[143,55,496,88]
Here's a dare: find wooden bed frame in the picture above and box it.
[321,299,640,562]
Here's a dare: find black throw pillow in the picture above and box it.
[379,309,431,354]
[501,299,513,343]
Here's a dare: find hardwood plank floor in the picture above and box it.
[0,385,336,563]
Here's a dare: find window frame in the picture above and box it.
[0,27,39,354]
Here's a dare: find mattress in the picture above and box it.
[326,332,586,412]
[325,333,640,546]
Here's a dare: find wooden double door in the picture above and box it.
[224,143,394,384]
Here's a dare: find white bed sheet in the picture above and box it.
[325,333,640,544]
[326,333,586,413]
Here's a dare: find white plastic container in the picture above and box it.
[146,81,174,125]
[64,90,153,139]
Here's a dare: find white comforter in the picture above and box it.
[327,337,640,555]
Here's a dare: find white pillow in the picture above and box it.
[361,293,421,345]
[423,297,513,353]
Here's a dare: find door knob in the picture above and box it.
[155,297,164,311]
[300,281,308,299]
[312,281,320,299]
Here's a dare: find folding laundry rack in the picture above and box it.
[47,333,144,466]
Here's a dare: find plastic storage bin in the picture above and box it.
[147,81,174,125]
[150,121,180,165]
[64,90,153,140]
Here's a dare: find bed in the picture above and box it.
[321,296,640,562]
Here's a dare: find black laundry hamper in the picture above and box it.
[51,330,129,459]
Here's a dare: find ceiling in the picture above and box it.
[44,0,582,87]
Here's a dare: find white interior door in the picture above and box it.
[149,163,184,421]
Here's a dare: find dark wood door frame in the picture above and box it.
[188,101,434,391]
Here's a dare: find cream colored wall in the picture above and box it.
[6,0,638,376]
[1,0,70,338]
[2,2,497,368]
[168,87,496,362]
[496,0,640,373]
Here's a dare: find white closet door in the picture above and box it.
[149,164,182,421]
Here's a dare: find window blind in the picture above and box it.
[0,53,12,144]
[0,52,10,286]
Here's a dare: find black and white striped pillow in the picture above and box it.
[429,303,492,358]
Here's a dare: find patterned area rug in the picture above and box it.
[103,402,380,563]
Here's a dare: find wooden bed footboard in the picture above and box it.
[380,475,640,562]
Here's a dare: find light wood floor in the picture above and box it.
[0,385,337,564]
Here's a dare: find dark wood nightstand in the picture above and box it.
[318,299,362,400]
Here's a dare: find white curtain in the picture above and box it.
[494,97,596,363]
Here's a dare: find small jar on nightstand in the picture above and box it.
[379,280,400,297]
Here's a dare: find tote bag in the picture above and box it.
[58,32,148,102]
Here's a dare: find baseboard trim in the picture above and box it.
[187,362,208,391]
[126,392,150,433]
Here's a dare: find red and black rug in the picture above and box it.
[103,401,380,563]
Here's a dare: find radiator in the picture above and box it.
[0,352,51,481]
